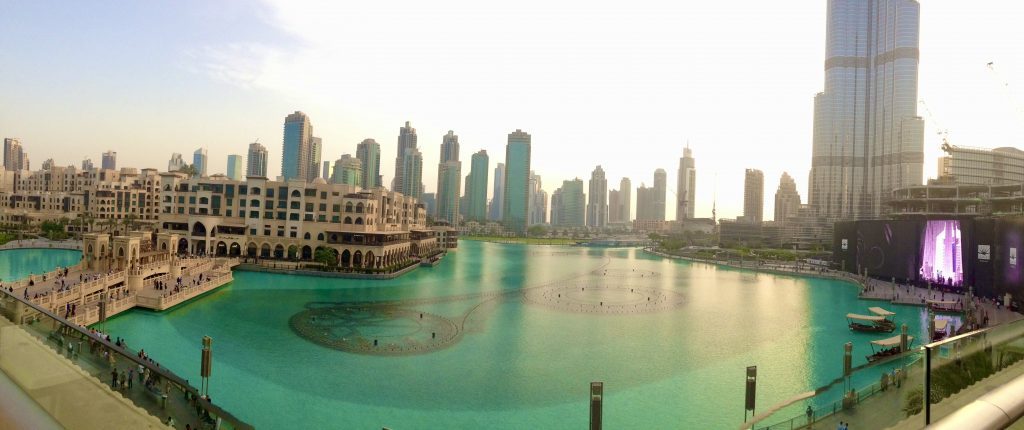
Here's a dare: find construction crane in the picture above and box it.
[918,99,950,149]
[986,61,1024,121]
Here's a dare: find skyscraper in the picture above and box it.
[774,172,801,224]
[466,150,489,222]
[677,145,696,220]
[282,111,312,181]
[744,168,764,223]
[101,150,117,170]
[393,121,421,196]
[193,148,208,178]
[82,158,94,171]
[226,154,244,180]
[489,163,505,221]
[3,138,24,171]
[528,171,547,226]
[436,131,462,225]
[308,136,323,182]
[356,139,381,188]
[322,160,331,181]
[247,142,268,177]
[808,0,924,220]
[586,165,608,228]
[552,179,585,227]
[620,177,632,223]
[636,183,656,221]
[331,154,362,186]
[608,177,632,224]
[653,168,667,221]
[503,130,531,235]
[168,153,185,172]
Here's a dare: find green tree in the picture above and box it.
[528,225,547,237]
[177,164,198,177]
[314,248,338,267]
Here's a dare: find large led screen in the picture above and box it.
[920,220,963,286]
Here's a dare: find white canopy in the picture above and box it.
[869,307,896,317]
[871,335,913,348]
[847,313,887,322]
[934,319,949,331]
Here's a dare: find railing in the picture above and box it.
[747,318,1024,430]
[157,272,232,308]
[0,288,253,429]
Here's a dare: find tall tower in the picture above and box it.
[308,136,323,182]
[356,138,381,188]
[101,150,117,170]
[436,131,462,225]
[653,168,667,221]
[247,142,268,177]
[808,0,923,220]
[620,177,632,223]
[3,138,22,171]
[393,121,420,195]
[586,165,608,228]
[467,150,489,222]
[744,168,765,223]
[774,172,802,224]
[677,145,696,220]
[489,163,505,221]
[503,130,531,235]
[226,154,244,180]
[192,148,208,178]
[282,111,312,181]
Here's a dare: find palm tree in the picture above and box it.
[176,164,197,177]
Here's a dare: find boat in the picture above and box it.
[847,313,896,333]
[869,307,896,318]
[927,299,962,313]
[866,334,914,362]
[932,318,949,342]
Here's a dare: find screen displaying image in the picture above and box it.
[920,220,963,286]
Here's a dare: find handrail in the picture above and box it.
[929,371,1024,429]
[0,288,253,429]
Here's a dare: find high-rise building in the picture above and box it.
[400,149,423,199]
[102,150,117,170]
[308,137,323,182]
[331,154,362,186]
[168,153,186,172]
[226,155,244,181]
[608,177,632,224]
[41,159,54,170]
[435,131,461,226]
[193,148,208,178]
[3,138,24,171]
[82,158,94,171]
[774,172,801,224]
[356,139,381,188]
[619,177,632,223]
[586,165,608,228]
[322,160,331,181]
[489,163,505,221]
[420,193,436,217]
[653,168,667,221]
[393,121,421,196]
[282,111,313,181]
[938,144,1024,185]
[551,179,585,227]
[677,145,696,220]
[528,171,547,226]
[503,130,531,235]
[466,150,489,222]
[247,142,268,178]
[744,168,764,223]
[636,183,656,221]
[808,0,924,220]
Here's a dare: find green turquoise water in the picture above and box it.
[0,248,81,284]
[4,243,937,429]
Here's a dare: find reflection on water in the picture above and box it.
[82,242,928,429]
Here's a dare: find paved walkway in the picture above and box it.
[0,238,82,251]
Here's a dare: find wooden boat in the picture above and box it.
[847,313,896,333]
[866,334,914,362]
[927,299,962,313]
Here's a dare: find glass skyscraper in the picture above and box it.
[226,154,244,181]
[435,131,461,225]
[247,142,268,178]
[193,148,207,178]
[356,139,381,188]
[282,111,312,181]
[502,130,531,235]
[677,145,695,220]
[467,150,489,222]
[809,0,924,220]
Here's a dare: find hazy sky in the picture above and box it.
[2,1,1023,221]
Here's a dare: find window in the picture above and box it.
[332,204,340,212]
[277,200,286,209]
[250,199,260,208]
[226,209,232,217]
[265,211,273,219]
[319,203,326,211]
[249,211,259,218]
[305,188,316,197]
[304,214,313,221]
[317,215,326,222]
[290,213,300,221]
[305,203,314,211]
[320,191,327,199]
[239,185,248,195]
[251,187,261,195]
[290,231,297,238]
[240,199,247,207]
[277,230,284,237]
[250,228,257,235]
[266,188,274,198]
[264,229,270,236]
[277,212,286,220]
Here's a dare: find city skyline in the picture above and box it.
[3,1,1024,221]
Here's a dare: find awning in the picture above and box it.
[869,307,896,317]
[871,335,913,347]
[934,319,949,331]
[847,313,887,322]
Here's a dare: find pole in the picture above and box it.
[924,346,932,424]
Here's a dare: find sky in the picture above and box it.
[2,1,1024,221]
